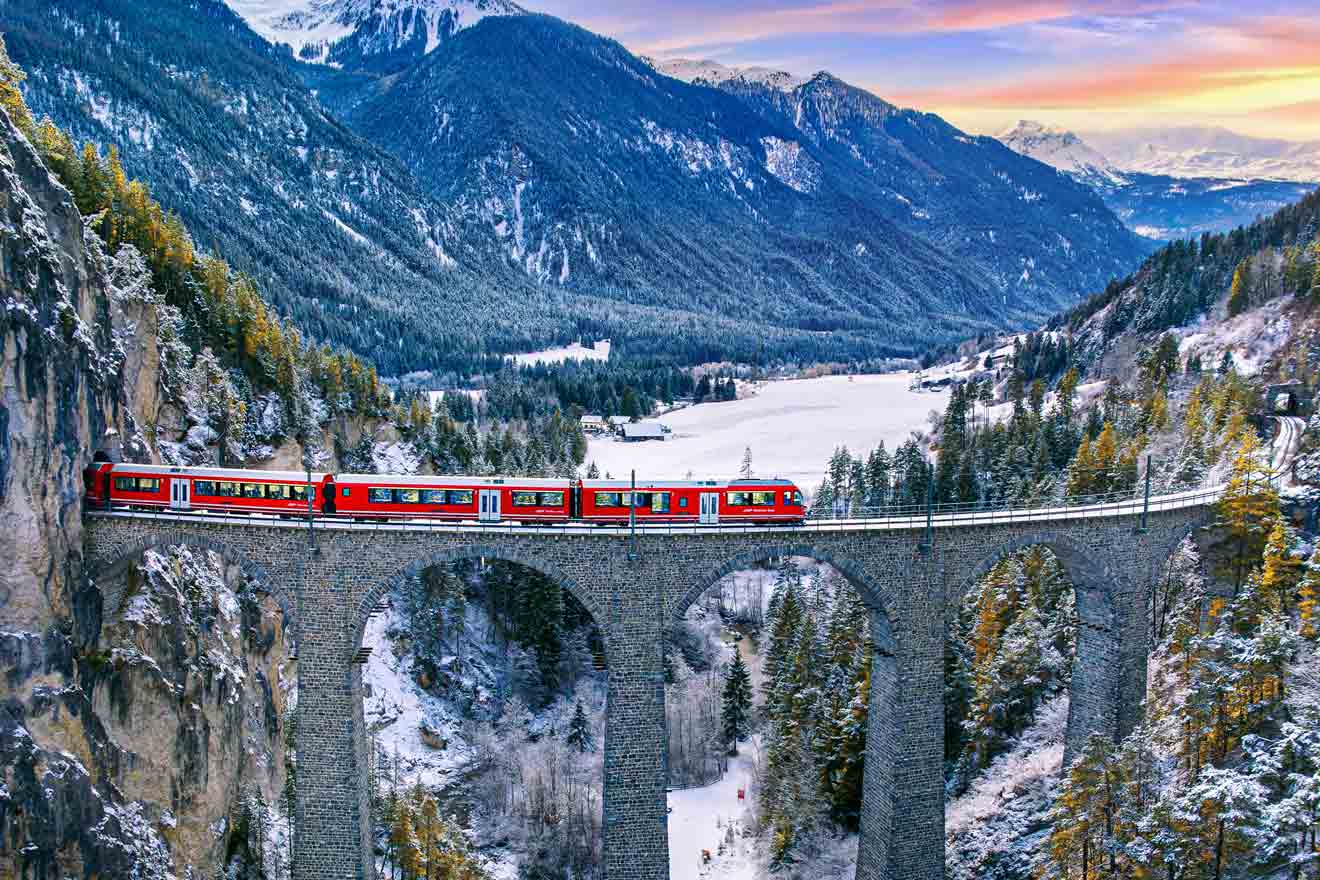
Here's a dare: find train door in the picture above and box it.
[699,492,720,525]
[170,479,191,511]
[479,489,501,523]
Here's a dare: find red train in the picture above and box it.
[83,463,806,525]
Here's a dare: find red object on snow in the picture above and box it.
[737,788,745,801]
[701,850,711,864]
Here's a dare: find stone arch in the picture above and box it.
[88,531,297,651]
[673,542,898,625]
[954,530,1130,760]
[349,544,609,663]
[673,542,903,880]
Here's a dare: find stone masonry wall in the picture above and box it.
[83,503,1207,880]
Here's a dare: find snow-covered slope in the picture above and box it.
[644,57,807,93]
[998,120,1129,189]
[225,0,523,69]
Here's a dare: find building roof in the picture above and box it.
[621,422,666,438]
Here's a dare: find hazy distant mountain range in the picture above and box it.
[999,121,1318,241]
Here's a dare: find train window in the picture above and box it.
[512,491,539,507]
[242,484,263,498]
[394,488,419,504]
[751,492,776,506]
[678,497,688,509]
[652,493,670,513]
[217,482,239,497]
[266,484,291,500]
[194,481,215,496]
[447,490,473,505]
[594,492,622,507]
[368,488,392,504]
[421,490,447,505]
[342,487,351,497]
[115,477,160,493]
[539,492,565,506]
[727,491,750,506]
[291,485,313,502]
[633,493,651,508]
[786,491,803,505]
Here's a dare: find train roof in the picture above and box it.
[335,474,572,488]
[109,463,330,482]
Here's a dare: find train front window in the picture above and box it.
[448,490,473,505]
[595,492,622,507]
[368,488,392,504]
[421,490,446,505]
[512,491,539,507]
[751,491,776,506]
[784,491,803,506]
[539,492,565,506]
[652,492,670,512]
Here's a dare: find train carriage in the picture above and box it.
[577,478,805,524]
[332,474,573,522]
[85,463,333,515]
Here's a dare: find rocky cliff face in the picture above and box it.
[0,108,295,878]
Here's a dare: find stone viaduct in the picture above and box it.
[82,496,1212,880]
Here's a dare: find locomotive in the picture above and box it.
[83,462,807,526]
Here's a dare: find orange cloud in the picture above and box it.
[895,17,1320,111]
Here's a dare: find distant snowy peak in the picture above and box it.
[1086,129,1320,184]
[226,0,523,68]
[998,120,1129,189]
[645,57,807,93]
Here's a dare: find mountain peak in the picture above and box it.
[999,120,1126,187]
[226,0,523,69]
[645,57,807,93]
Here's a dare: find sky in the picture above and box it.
[523,0,1320,141]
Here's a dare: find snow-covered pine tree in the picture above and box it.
[566,700,595,753]
[720,650,753,754]
[740,446,753,479]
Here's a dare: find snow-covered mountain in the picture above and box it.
[998,120,1128,189]
[643,57,807,93]
[225,0,523,71]
[999,120,1318,241]
[1084,126,1320,184]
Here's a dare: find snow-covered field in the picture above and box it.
[586,374,946,489]
[511,340,611,366]
[668,745,760,880]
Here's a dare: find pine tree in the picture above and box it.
[1259,519,1301,615]
[1299,550,1320,639]
[565,700,594,753]
[740,446,753,479]
[1217,433,1280,591]
[720,651,753,754]
[0,36,34,138]
[1228,261,1250,317]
